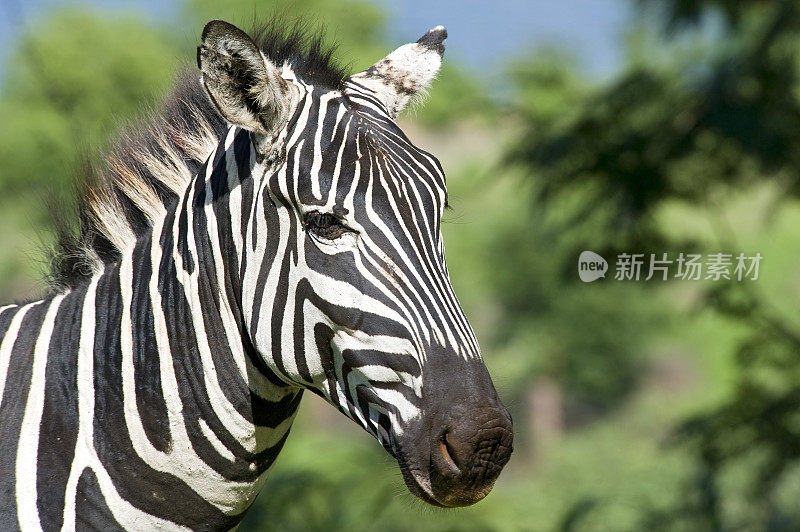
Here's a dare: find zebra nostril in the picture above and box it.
[438,431,460,473]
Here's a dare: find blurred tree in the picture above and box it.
[0,9,180,195]
[0,8,180,299]
[504,0,800,528]
[482,51,664,427]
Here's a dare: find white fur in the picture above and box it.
[349,29,445,118]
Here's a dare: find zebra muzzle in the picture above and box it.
[426,407,514,507]
[394,398,514,508]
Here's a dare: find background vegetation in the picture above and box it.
[1,0,799,530]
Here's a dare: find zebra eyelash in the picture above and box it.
[302,211,354,240]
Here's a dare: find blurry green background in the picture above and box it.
[2,0,800,530]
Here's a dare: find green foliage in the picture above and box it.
[240,433,403,532]
[0,8,181,297]
[638,0,783,31]
[478,50,665,411]
[512,2,800,248]
[415,63,491,128]
[503,1,800,529]
[509,48,587,124]
[0,10,179,194]
[481,191,663,408]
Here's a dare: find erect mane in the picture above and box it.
[48,19,348,292]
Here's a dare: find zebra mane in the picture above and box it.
[48,19,349,292]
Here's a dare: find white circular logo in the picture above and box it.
[578,251,608,282]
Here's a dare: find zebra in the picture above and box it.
[0,19,513,529]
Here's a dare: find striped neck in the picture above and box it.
[100,124,303,521]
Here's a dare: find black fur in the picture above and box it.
[251,17,349,91]
[47,18,348,292]
[416,26,447,56]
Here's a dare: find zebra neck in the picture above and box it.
[105,224,304,515]
[0,244,302,529]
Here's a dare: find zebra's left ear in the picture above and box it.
[348,26,446,118]
[197,20,299,156]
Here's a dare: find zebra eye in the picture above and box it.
[303,211,350,240]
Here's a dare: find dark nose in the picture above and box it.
[429,405,514,507]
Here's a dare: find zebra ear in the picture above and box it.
[197,20,299,154]
[348,26,447,118]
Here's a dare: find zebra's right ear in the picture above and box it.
[197,20,299,155]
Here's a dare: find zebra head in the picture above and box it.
[198,21,513,507]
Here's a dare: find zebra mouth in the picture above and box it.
[393,451,448,508]
[393,447,497,508]
[391,435,481,509]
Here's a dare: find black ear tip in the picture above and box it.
[201,19,248,42]
[202,19,229,39]
[416,25,447,53]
